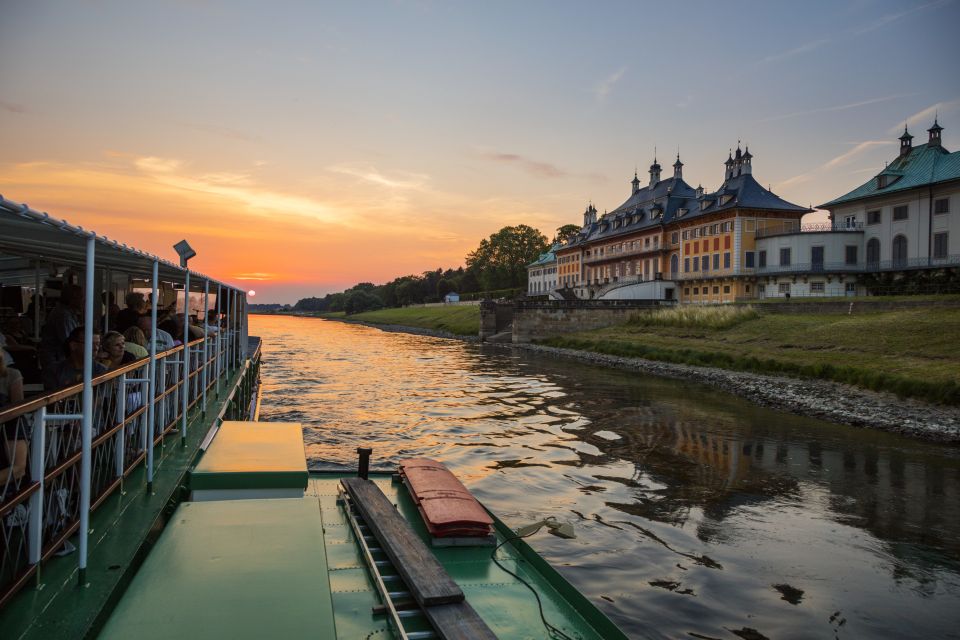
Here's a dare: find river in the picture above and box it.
[251,315,960,640]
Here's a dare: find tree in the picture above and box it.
[553,224,580,244]
[344,290,383,314]
[465,224,549,292]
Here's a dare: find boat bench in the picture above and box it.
[190,421,308,501]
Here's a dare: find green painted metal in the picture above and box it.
[0,364,256,640]
[98,499,335,640]
[190,421,307,491]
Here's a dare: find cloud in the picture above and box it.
[594,66,626,103]
[822,141,894,170]
[887,97,960,135]
[233,272,274,281]
[853,0,951,35]
[759,38,829,65]
[481,151,568,179]
[327,164,431,190]
[0,101,26,114]
[761,94,913,123]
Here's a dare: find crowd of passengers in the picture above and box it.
[1,284,225,498]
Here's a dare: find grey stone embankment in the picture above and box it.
[509,342,960,444]
[317,316,960,443]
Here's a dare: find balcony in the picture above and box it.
[755,254,960,275]
[755,221,864,239]
[583,244,666,264]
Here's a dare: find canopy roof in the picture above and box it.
[0,194,242,292]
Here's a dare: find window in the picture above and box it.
[843,215,857,229]
[811,246,824,271]
[682,230,689,240]
[724,235,731,249]
[746,284,751,294]
[745,220,755,232]
[778,283,791,294]
[845,245,858,265]
[693,287,699,295]
[935,198,950,214]
[892,234,908,266]
[684,258,690,272]
[723,285,731,294]
[723,252,731,269]
[671,254,679,275]
[684,288,690,295]
[893,205,908,221]
[713,253,720,270]
[672,232,679,244]
[866,238,880,265]
[713,286,719,294]
[846,282,856,294]
[934,232,949,259]
[702,256,709,272]
[780,247,791,266]
[810,282,825,294]
[745,251,755,268]
[758,250,767,268]
[713,238,720,251]
[723,221,732,232]
[693,257,700,271]
[867,210,881,225]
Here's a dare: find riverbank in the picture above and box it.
[308,311,960,442]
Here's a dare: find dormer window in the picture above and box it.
[877,175,888,189]
[678,208,688,217]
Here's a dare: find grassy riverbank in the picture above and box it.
[326,305,480,336]
[541,306,960,405]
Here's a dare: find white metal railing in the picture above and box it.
[0,330,257,606]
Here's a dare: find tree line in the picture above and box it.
[293,224,569,314]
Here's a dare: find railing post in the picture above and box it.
[28,407,46,567]
[202,279,209,415]
[146,260,159,493]
[115,373,127,480]
[215,284,222,397]
[78,233,95,586]
[181,271,190,446]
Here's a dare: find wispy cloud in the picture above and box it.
[0,101,27,114]
[594,66,626,103]
[761,94,913,123]
[760,38,829,65]
[853,0,951,35]
[327,164,431,190]
[481,151,568,179]
[233,272,275,281]
[822,141,893,170]
[887,97,960,134]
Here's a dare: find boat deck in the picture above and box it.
[97,473,622,639]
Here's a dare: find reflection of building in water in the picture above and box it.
[585,419,960,561]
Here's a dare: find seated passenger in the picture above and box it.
[137,315,175,352]
[116,292,146,333]
[122,326,149,360]
[100,331,137,370]
[45,327,107,390]
[0,351,27,491]
[38,284,83,373]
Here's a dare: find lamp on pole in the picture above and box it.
[174,240,195,446]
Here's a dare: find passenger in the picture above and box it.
[181,313,204,340]
[137,315,175,353]
[115,292,146,333]
[0,351,27,491]
[204,310,221,335]
[45,327,107,390]
[100,331,137,370]
[122,326,149,360]
[157,317,182,346]
[101,292,120,332]
[38,284,83,373]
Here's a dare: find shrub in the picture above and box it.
[628,305,760,330]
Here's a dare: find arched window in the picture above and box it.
[670,254,679,277]
[866,238,881,267]
[892,235,908,267]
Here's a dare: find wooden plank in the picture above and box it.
[341,477,464,606]
[423,601,499,640]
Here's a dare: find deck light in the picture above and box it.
[173,239,196,268]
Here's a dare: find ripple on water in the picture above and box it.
[252,315,960,640]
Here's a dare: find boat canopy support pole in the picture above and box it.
[181,270,190,445]
[146,260,158,493]
[33,264,40,340]
[78,234,95,586]
[215,284,221,397]
[202,279,209,415]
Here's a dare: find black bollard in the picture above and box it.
[357,447,372,479]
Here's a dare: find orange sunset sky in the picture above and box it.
[2,1,958,302]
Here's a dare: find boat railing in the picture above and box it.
[0,329,258,607]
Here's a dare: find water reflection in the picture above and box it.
[253,315,960,639]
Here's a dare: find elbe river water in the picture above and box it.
[252,315,960,640]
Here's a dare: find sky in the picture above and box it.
[2,0,959,303]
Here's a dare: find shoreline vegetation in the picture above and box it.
[253,301,960,441]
